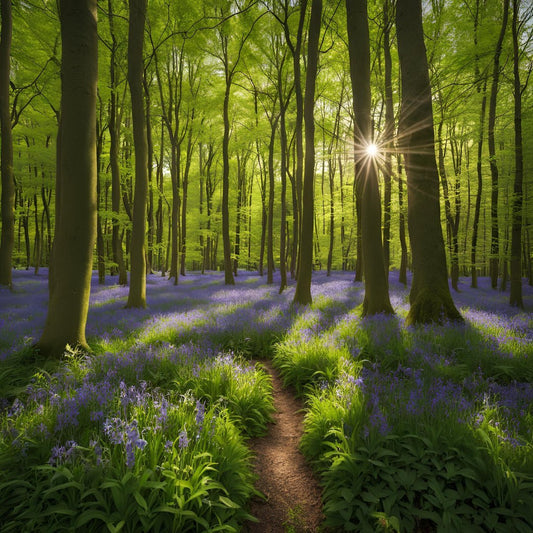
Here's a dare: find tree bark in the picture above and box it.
[0,0,14,288]
[37,0,98,356]
[107,0,128,286]
[509,0,524,308]
[125,0,148,309]
[284,0,307,280]
[471,77,487,288]
[278,61,289,293]
[293,0,321,305]
[396,0,462,324]
[267,115,279,285]
[346,0,393,316]
[398,157,408,285]
[382,0,394,278]
[488,0,510,288]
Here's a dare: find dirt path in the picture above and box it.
[244,360,324,532]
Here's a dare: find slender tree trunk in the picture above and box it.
[37,0,98,357]
[222,41,235,285]
[125,0,148,309]
[396,0,462,324]
[287,0,307,279]
[180,111,194,277]
[267,115,279,285]
[327,161,335,276]
[107,0,128,285]
[199,143,205,274]
[398,157,408,285]
[509,0,524,308]
[437,119,459,290]
[488,0,510,288]
[234,151,246,276]
[144,74,154,275]
[156,122,165,273]
[354,187,363,281]
[293,0,321,305]
[382,0,394,278]
[278,69,289,292]
[346,0,393,316]
[96,123,106,284]
[258,153,267,276]
[33,193,40,274]
[471,78,487,288]
[0,0,14,288]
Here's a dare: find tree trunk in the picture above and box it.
[125,0,148,309]
[509,0,524,308]
[293,0,321,305]
[488,0,510,288]
[267,115,279,285]
[396,0,462,325]
[144,73,155,275]
[33,193,40,274]
[222,41,235,285]
[278,66,289,293]
[382,0,394,278]
[286,0,307,280]
[37,0,98,357]
[180,111,195,277]
[96,122,106,284]
[107,0,128,286]
[0,0,14,288]
[471,78,487,288]
[346,0,393,316]
[398,157,408,285]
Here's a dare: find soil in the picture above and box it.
[243,359,325,533]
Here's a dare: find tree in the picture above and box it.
[37,0,98,356]
[509,0,525,308]
[396,0,462,324]
[346,0,393,316]
[0,0,14,288]
[382,0,394,278]
[488,0,510,289]
[125,0,148,309]
[107,0,128,286]
[293,0,321,305]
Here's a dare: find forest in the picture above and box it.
[0,0,532,531]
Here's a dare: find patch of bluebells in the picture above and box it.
[331,359,532,446]
[49,439,78,466]
[103,418,147,468]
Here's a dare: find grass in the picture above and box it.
[0,268,532,531]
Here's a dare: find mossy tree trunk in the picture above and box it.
[396,0,462,325]
[346,0,393,316]
[37,0,98,357]
[125,0,148,309]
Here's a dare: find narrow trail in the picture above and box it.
[244,360,324,532]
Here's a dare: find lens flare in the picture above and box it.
[366,143,378,157]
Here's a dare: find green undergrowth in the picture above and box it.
[273,312,533,532]
[0,339,275,532]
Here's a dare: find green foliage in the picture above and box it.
[0,390,257,532]
[273,338,345,396]
[321,432,533,532]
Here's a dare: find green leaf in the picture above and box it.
[133,491,148,512]
[219,495,240,509]
[75,510,109,527]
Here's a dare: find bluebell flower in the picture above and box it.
[178,429,189,449]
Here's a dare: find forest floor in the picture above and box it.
[244,359,324,533]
